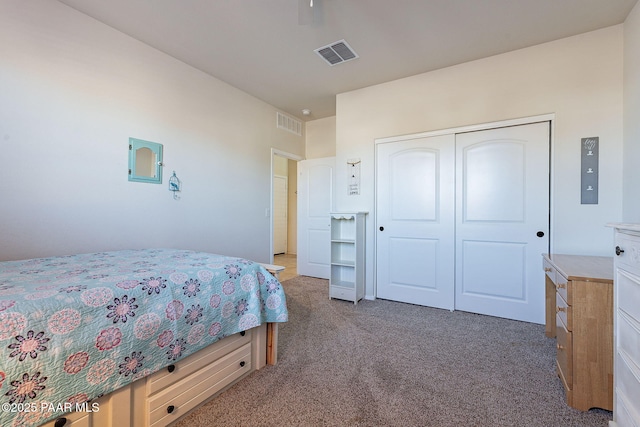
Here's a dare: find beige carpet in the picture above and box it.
[173,275,612,427]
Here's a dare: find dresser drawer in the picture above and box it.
[617,269,640,325]
[148,342,252,427]
[543,258,556,283]
[147,330,251,395]
[616,351,640,418]
[615,232,640,278]
[555,272,571,306]
[615,390,640,427]
[556,291,572,331]
[556,313,573,389]
[618,311,640,369]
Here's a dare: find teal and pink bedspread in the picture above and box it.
[0,249,288,427]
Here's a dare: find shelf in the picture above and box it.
[331,280,355,289]
[331,259,355,267]
[331,239,355,244]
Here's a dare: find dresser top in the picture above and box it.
[607,222,640,233]
[543,253,613,283]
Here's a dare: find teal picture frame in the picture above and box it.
[128,137,163,184]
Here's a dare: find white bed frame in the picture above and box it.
[40,323,278,427]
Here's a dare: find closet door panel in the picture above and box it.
[455,122,550,324]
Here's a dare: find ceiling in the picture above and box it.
[56,0,637,121]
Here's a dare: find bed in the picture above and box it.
[0,249,288,427]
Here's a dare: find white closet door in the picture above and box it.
[297,157,335,279]
[455,122,550,324]
[376,135,455,310]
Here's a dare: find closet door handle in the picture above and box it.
[615,246,625,256]
[536,231,545,238]
[379,226,384,231]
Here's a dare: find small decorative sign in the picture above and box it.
[347,158,361,196]
[581,137,598,205]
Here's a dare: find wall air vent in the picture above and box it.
[314,39,359,66]
[277,112,302,136]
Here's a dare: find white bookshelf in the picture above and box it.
[329,212,366,304]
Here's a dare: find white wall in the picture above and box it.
[624,2,640,222]
[0,1,304,262]
[336,26,624,298]
[305,116,336,159]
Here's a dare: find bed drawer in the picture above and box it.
[147,330,251,395]
[40,411,90,427]
[148,342,252,427]
[556,291,572,332]
[556,313,573,390]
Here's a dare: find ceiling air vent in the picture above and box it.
[315,39,359,66]
[277,112,302,136]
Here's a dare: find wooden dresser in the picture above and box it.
[543,254,614,411]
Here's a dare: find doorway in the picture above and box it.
[271,150,302,280]
[375,121,550,323]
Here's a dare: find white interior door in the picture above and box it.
[297,157,335,279]
[376,135,455,309]
[273,175,287,255]
[454,122,550,324]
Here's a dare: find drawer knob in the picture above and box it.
[556,307,566,313]
[54,418,67,427]
[240,361,246,367]
[167,405,175,414]
[167,364,176,373]
[556,344,564,350]
[557,283,566,289]
[240,330,246,337]
[616,246,625,256]
[544,267,552,272]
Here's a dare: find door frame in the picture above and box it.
[273,174,288,255]
[270,149,303,264]
[373,114,555,299]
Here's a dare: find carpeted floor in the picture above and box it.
[173,275,613,426]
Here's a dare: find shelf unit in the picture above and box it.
[329,212,366,304]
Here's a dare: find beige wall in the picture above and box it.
[624,2,640,222]
[305,116,337,159]
[336,26,624,298]
[0,1,304,261]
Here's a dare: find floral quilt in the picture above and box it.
[0,249,288,427]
